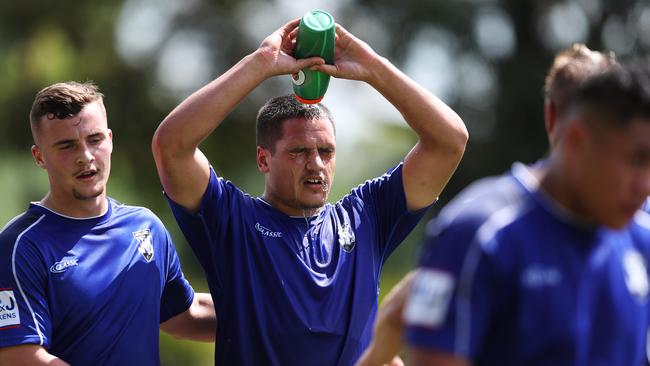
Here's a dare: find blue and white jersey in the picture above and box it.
[404,163,650,366]
[0,198,194,365]
[166,163,429,366]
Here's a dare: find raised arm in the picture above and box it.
[0,345,69,366]
[152,19,325,212]
[313,25,468,211]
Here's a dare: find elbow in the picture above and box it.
[151,122,183,164]
[443,115,469,160]
[151,126,166,163]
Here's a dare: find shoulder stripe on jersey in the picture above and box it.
[454,203,530,356]
[0,213,27,234]
[31,202,107,221]
[11,215,47,346]
[634,210,650,230]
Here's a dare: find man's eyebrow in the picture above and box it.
[52,138,76,147]
[51,131,105,146]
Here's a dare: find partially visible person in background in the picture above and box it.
[0,81,216,366]
[359,44,628,365]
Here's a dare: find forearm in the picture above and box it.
[0,345,70,366]
[357,340,402,366]
[367,57,467,154]
[161,292,216,342]
[356,272,416,366]
[153,50,270,159]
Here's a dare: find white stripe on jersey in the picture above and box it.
[11,214,47,346]
[0,212,27,234]
[634,210,650,230]
[455,203,531,356]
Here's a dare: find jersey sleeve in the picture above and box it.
[159,228,195,323]
[0,234,51,349]
[403,215,509,360]
[164,166,240,285]
[347,163,431,258]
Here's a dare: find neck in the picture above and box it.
[40,193,108,218]
[539,158,594,225]
[261,193,322,217]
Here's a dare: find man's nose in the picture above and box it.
[76,144,94,165]
[306,150,325,170]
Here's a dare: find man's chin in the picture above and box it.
[299,198,328,211]
[72,187,105,201]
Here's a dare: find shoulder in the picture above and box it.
[632,210,650,231]
[109,199,160,220]
[628,211,650,248]
[349,163,404,191]
[419,176,535,271]
[430,172,528,238]
[197,169,257,212]
[0,210,46,247]
[108,199,170,234]
[0,210,48,267]
[338,163,406,209]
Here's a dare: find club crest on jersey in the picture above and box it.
[0,290,20,329]
[133,229,154,262]
[623,249,649,302]
[338,223,356,253]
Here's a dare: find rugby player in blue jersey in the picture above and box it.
[0,82,216,365]
[360,49,650,366]
[152,18,468,366]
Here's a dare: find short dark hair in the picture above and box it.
[30,81,104,132]
[544,44,616,119]
[574,58,650,128]
[256,94,335,153]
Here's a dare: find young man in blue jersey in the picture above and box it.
[151,18,468,366]
[362,52,650,365]
[405,59,650,366]
[0,82,216,365]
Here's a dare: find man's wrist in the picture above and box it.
[241,50,274,81]
[366,55,393,89]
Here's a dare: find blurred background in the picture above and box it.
[1,0,648,363]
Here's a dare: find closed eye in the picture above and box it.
[54,141,75,150]
[88,133,105,144]
[289,147,310,155]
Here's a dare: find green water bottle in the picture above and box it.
[292,10,335,104]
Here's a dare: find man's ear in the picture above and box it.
[562,118,590,158]
[257,146,271,173]
[31,145,46,169]
[108,129,114,153]
[544,99,556,146]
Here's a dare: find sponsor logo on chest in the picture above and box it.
[133,229,154,262]
[255,223,283,238]
[521,265,562,288]
[0,290,20,329]
[50,258,79,273]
